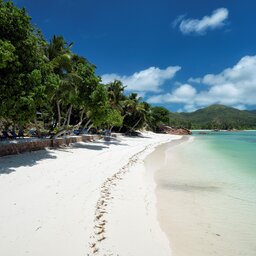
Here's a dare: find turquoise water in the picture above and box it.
[192,131,256,205]
[193,131,256,177]
[154,131,256,256]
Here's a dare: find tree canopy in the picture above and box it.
[0,0,193,135]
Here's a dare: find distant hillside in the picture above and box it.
[169,105,256,129]
[247,110,256,114]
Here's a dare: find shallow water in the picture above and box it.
[151,131,256,256]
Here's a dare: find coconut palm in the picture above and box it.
[121,93,151,132]
[107,80,126,111]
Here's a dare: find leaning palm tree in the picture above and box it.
[129,101,151,131]
[121,93,149,132]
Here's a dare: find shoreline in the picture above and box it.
[0,132,181,256]
[151,136,193,256]
[153,132,256,256]
[89,133,183,255]
[144,136,191,254]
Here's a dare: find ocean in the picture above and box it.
[148,131,256,256]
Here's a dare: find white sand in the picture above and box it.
[0,133,180,256]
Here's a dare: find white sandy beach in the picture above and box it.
[0,133,180,256]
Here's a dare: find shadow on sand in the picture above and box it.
[0,137,129,176]
[70,142,109,150]
[87,137,129,147]
[0,149,57,175]
[124,134,151,139]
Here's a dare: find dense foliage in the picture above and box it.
[0,0,173,135]
[0,0,53,126]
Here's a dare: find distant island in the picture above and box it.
[168,104,256,130]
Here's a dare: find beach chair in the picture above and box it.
[3,131,17,139]
[29,130,37,137]
[80,128,88,135]
[18,130,24,138]
[73,129,80,135]
[105,129,111,136]
[0,131,8,140]
[2,131,11,139]
[10,131,18,139]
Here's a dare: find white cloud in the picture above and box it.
[172,14,186,28]
[101,66,181,92]
[148,84,196,104]
[172,84,197,101]
[196,55,256,106]
[135,91,146,99]
[183,104,198,112]
[147,55,256,111]
[188,77,202,83]
[233,104,246,110]
[174,8,229,35]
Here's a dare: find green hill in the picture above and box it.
[169,105,256,129]
[247,110,256,114]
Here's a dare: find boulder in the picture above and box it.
[199,131,209,135]
[158,125,192,135]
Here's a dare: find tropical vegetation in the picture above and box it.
[0,0,171,136]
[1,1,255,137]
[169,105,256,130]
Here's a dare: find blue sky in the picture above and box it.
[15,0,256,112]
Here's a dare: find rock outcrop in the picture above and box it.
[158,125,192,135]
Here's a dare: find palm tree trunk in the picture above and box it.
[56,100,61,126]
[130,117,142,131]
[83,118,91,129]
[34,118,42,138]
[78,110,84,127]
[87,123,93,133]
[75,110,86,129]
[66,105,72,127]
[62,106,71,129]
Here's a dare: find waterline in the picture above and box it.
[151,132,256,256]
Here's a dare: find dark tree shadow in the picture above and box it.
[102,137,129,146]
[0,149,57,175]
[0,137,131,176]
[102,141,129,146]
[124,134,151,139]
[87,138,129,147]
[70,142,109,150]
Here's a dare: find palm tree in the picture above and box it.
[121,93,150,132]
[44,36,73,127]
[46,35,73,63]
[107,80,126,111]
[129,101,151,131]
